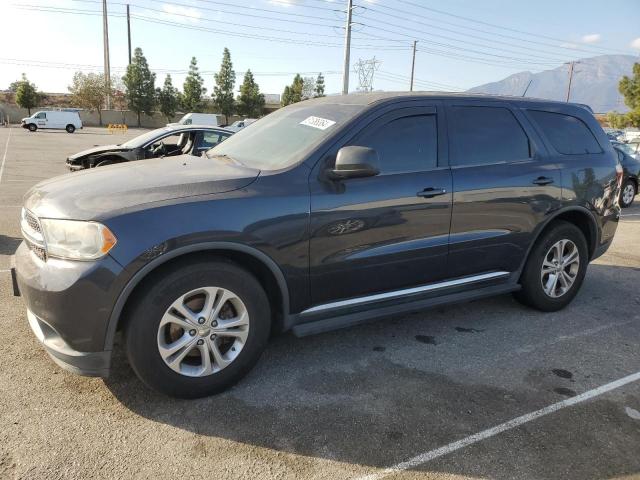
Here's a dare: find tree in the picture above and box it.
[68,72,112,126]
[122,47,156,127]
[212,48,236,123]
[157,74,180,122]
[14,74,40,115]
[302,76,316,99]
[619,63,640,111]
[236,70,265,118]
[314,72,325,97]
[182,57,206,112]
[618,63,640,127]
[281,74,304,106]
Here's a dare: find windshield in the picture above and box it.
[207,102,366,170]
[121,127,178,148]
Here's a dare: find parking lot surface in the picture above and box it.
[1,126,639,479]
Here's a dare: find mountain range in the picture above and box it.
[467,55,638,113]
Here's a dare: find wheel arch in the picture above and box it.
[518,206,598,277]
[104,242,291,351]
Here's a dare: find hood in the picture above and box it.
[24,154,260,220]
[68,144,127,160]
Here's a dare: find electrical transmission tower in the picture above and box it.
[353,57,381,93]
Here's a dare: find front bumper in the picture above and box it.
[14,242,126,376]
[27,309,111,376]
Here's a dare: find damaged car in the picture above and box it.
[66,125,233,170]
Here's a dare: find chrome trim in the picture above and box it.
[300,271,510,315]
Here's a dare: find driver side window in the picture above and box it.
[348,114,438,175]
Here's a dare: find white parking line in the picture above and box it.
[0,127,11,183]
[355,370,640,480]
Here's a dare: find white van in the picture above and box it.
[167,113,224,127]
[21,111,83,133]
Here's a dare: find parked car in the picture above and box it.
[613,145,640,207]
[66,125,233,170]
[167,113,225,127]
[622,129,640,143]
[611,141,639,159]
[604,128,624,142]
[226,118,258,132]
[13,93,621,398]
[21,110,82,133]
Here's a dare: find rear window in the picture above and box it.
[527,110,602,155]
[449,106,530,166]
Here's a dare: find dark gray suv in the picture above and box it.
[13,93,622,398]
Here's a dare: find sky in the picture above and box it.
[1,0,639,97]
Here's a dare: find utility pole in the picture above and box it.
[409,40,417,91]
[341,0,353,95]
[565,61,579,102]
[102,0,111,109]
[126,4,132,65]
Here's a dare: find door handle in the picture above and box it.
[532,176,554,186]
[417,187,447,198]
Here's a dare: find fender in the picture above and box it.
[103,242,291,351]
[516,205,599,276]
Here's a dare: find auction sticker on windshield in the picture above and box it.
[300,116,336,130]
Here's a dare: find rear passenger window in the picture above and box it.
[450,106,530,166]
[352,115,437,174]
[528,110,602,155]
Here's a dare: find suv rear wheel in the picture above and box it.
[515,220,588,311]
[125,260,271,398]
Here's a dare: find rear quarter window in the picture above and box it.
[528,110,602,155]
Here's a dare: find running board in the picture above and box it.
[291,282,519,337]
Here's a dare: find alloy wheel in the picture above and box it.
[622,183,635,205]
[540,239,580,298]
[157,287,249,377]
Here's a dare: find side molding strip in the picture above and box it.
[300,271,510,315]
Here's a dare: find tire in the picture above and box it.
[124,260,271,398]
[65,124,76,133]
[514,220,588,312]
[619,179,636,208]
[28,124,37,132]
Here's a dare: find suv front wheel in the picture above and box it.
[620,179,636,208]
[125,259,271,398]
[515,220,588,311]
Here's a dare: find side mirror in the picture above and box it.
[328,146,380,180]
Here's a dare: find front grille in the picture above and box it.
[21,209,47,261]
[27,242,47,261]
[25,211,41,234]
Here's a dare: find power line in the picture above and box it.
[74,0,340,27]
[396,0,631,56]
[14,4,407,51]
[352,15,562,66]
[357,5,577,63]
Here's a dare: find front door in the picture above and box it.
[308,104,452,307]
[445,100,562,278]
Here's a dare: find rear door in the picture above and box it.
[445,100,561,278]
[308,103,452,306]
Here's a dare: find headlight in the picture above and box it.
[40,219,117,260]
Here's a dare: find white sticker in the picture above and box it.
[300,116,336,130]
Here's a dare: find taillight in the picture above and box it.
[615,163,624,189]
